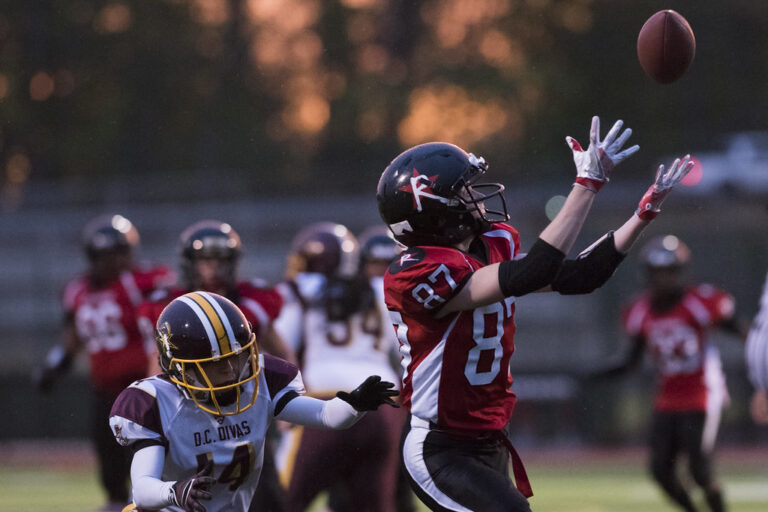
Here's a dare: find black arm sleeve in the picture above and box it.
[498,238,565,297]
[551,231,625,295]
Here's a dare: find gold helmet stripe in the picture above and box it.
[196,291,239,351]
[178,292,232,356]
[178,294,220,356]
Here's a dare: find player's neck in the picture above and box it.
[650,289,683,312]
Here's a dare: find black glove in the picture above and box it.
[171,462,215,512]
[33,346,73,393]
[32,366,58,393]
[336,375,399,412]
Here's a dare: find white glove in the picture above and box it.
[635,155,694,220]
[566,116,639,192]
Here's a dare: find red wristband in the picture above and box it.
[574,177,603,193]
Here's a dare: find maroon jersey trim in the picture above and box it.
[263,354,300,400]
[110,386,165,442]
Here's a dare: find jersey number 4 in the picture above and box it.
[196,442,256,490]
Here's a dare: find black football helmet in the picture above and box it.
[82,214,139,260]
[179,220,242,291]
[358,225,402,268]
[156,291,260,416]
[286,222,359,279]
[640,235,691,269]
[376,142,509,247]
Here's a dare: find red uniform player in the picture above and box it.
[34,214,173,512]
[596,235,748,512]
[376,118,693,512]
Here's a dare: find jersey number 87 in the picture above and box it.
[392,265,514,386]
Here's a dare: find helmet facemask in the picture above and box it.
[452,154,509,225]
[167,334,261,416]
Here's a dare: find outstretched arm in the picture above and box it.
[277,376,399,429]
[440,117,638,314]
[548,155,694,295]
[543,116,638,252]
[33,316,82,392]
[747,274,768,424]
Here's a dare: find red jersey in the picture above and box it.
[384,223,520,432]
[138,281,283,352]
[622,284,735,411]
[63,266,173,393]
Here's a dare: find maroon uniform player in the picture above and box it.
[274,223,405,512]
[35,214,173,512]
[596,235,748,512]
[138,219,291,512]
[376,117,694,512]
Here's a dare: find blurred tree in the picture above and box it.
[0,0,767,200]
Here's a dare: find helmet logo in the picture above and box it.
[159,322,177,356]
[112,424,129,446]
[399,169,454,212]
[398,252,418,266]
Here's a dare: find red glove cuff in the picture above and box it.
[635,206,659,221]
[574,177,603,193]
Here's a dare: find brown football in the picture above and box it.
[637,10,696,84]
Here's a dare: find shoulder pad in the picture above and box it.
[388,247,426,275]
[695,284,716,298]
[248,277,270,288]
[148,288,171,302]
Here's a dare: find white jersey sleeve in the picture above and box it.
[273,274,326,352]
[747,272,768,391]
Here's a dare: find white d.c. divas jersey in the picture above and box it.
[109,354,303,512]
[275,273,400,396]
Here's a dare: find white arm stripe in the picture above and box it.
[241,297,270,336]
[120,271,143,306]
[178,296,220,356]
[198,291,238,349]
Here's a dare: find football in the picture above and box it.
[637,10,696,83]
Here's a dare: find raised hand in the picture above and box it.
[636,155,694,221]
[566,116,639,192]
[337,375,399,411]
[171,461,215,512]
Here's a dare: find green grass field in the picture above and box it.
[1,443,765,512]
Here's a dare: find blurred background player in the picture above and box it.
[33,214,173,512]
[357,225,416,512]
[110,292,398,512]
[376,119,692,511]
[274,222,405,512]
[358,225,405,281]
[137,219,292,511]
[594,235,749,512]
[139,219,292,366]
[746,271,768,424]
